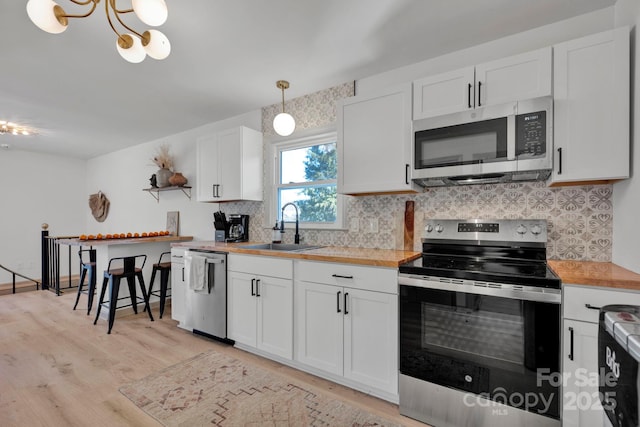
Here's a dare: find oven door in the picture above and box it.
[399,278,560,419]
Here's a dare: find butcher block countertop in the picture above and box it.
[549,260,640,292]
[172,241,421,268]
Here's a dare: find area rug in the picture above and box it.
[119,350,403,426]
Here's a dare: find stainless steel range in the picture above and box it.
[398,219,561,427]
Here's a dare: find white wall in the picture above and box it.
[0,150,86,283]
[612,0,640,273]
[85,110,261,242]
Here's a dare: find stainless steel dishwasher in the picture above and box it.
[184,250,232,344]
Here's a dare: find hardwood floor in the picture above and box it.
[0,290,426,427]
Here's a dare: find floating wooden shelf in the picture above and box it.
[143,186,192,203]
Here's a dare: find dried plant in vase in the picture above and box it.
[151,144,174,188]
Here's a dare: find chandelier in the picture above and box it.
[26,0,170,63]
[0,121,33,136]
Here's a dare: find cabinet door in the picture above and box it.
[256,276,293,359]
[338,84,417,195]
[227,271,257,346]
[216,127,242,201]
[413,67,475,119]
[475,47,552,107]
[551,27,629,184]
[196,134,219,202]
[294,281,344,376]
[562,319,604,427]
[343,288,398,394]
[170,261,186,324]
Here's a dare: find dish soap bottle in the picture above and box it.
[272,222,282,243]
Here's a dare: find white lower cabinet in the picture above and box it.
[227,255,293,360]
[170,248,186,326]
[294,261,398,396]
[562,284,640,426]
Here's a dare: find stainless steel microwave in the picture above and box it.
[412,97,553,187]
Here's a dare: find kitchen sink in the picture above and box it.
[238,243,324,252]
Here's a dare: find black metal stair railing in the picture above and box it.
[0,264,40,294]
[41,224,79,296]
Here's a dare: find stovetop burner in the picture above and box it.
[398,219,561,289]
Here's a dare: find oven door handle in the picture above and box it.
[398,274,561,304]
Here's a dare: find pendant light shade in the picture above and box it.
[26,0,68,34]
[117,34,146,63]
[273,113,296,137]
[273,80,296,136]
[143,30,171,60]
[132,0,168,27]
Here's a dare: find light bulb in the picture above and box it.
[116,34,146,63]
[132,0,168,27]
[273,113,296,136]
[142,30,170,60]
[27,0,68,34]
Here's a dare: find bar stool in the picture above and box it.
[145,251,172,319]
[93,255,154,334]
[73,249,97,315]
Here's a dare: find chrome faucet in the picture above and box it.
[280,203,300,244]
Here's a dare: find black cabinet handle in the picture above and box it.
[337,291,341,313]
[477,81,482,106]
[557,148,563,175]
[568,326,574,361]
[332,274,354,279]
[344,292,349,315]
[468,83,472,108]
[181,267,184,282]
[405,164,410,185]
[212,184,216,198]
[256,279,260,297]
[585,303,602,310]
[251,278,255,296]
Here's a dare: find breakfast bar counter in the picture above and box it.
[59,235,193,313]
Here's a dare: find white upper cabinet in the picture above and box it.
[338,83,420,195]
[413,47,552,120]
[196,126,263,202]
[550,27,630,185]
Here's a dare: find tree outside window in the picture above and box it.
[278,139,337,224]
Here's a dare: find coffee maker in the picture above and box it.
[226,214,249,242]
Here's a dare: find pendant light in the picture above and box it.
[26,0,171,63]
[273,80,296,137]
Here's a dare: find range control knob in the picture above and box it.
[425,224,434,233]
[435,224,444,233]
[516,224,528,235]
[531,225,543,235]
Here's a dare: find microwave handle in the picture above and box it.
[557,147,563,175]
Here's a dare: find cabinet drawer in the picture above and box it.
[171,248,185,263]
[295,260,397,294]
[228,254,293,279]
[563,284,640,323]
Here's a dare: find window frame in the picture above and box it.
[267,129,346,231]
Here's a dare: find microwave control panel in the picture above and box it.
[515,110,546,157]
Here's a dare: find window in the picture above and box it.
[274,132,342,228]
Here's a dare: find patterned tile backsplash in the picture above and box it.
[224,82,613,262]
[223,182,613,262]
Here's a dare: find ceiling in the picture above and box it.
[1,0,615,159]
